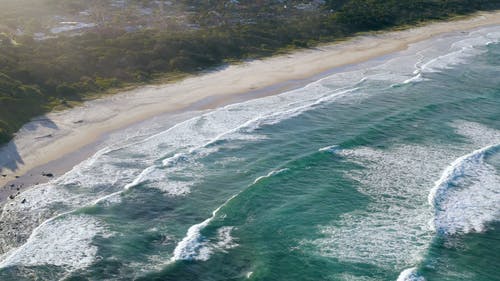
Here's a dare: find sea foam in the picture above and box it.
[312,145,450,269]
[397,268,426,281]
[388,26,500,86]
[309,124,499,272]
[0,61,361,272]
[118,85,359,196]
[428,144,499,235]
[0,215,107,270]
[2,26,498,278]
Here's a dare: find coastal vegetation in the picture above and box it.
[0,0,499,144]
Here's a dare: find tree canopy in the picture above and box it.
[0,0,499,144]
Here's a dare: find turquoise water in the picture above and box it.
[0,27,499,281]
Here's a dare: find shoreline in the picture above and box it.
[1,10,500,201]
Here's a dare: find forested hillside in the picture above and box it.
[1,0,499,143]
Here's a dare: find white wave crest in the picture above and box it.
[389,27,500,86]
[318,145,340,153]
[253,168,289,184]
[397,268,425,281]
[402,72,425,85]
[171,216,215,261]
[171,225,238,262]
[428,144,500,235]
[416,28,500,75]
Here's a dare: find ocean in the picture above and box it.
[0,26,499,281]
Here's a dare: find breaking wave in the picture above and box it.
[428,144,500,235]
[172,167,288,261]
[397,268,426,281]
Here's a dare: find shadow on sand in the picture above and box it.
[0,117,59,173]
[0,142,24,173]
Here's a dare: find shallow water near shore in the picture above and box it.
[0,26,499,281]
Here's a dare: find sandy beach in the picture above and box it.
[1,10,500,199]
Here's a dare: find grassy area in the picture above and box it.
[0,0,499,144]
